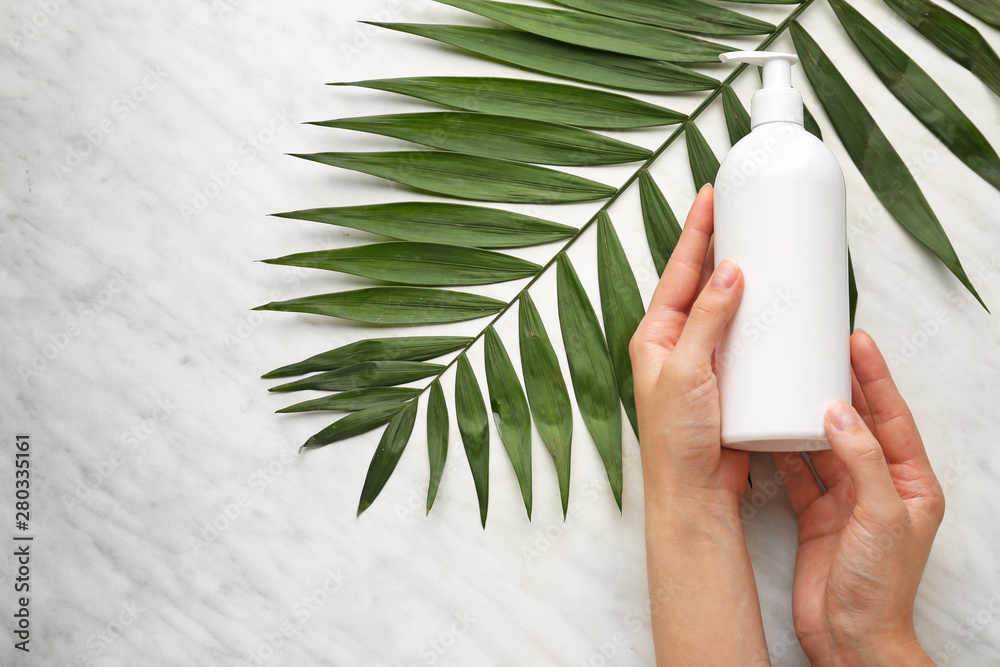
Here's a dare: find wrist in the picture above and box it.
[812,632,933,667]
[644,484,745,543]
[644,470,742,517]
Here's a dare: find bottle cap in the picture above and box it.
[720,51,803,129]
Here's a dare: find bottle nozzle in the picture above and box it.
[719,51,803,129]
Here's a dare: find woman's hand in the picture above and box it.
[631,185,769,666]
[630,184,746,503]
[775,330,945,666]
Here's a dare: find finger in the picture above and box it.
[851,365,876,435]
[643,185,715,322]
[808,448,849,491]
[851,330,931,470]
[811,363,874,491]
[694,236,715,299]
[825,400,905,520]
[671,258,744,364]
[773,452,821,515]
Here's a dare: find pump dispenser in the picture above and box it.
[719,52,803,127]
[713,51,850,452]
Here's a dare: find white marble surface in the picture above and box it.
[2,0,1000,665]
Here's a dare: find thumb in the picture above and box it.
[825,400,905,521]
[671,258,743,364]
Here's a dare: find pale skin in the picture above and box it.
[630,185,945,666]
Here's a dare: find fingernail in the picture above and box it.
[710,258,738,289]
[828,400,860,431]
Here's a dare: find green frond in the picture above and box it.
[260,0,997,522]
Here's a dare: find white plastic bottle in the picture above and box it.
[713,51,850,452]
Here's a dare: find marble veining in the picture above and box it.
[2,0,1000,664]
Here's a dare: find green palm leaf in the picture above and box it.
[264,242,540,287]
[947,0,1000,28]
[596,213,643,439]
[484,326,532,517]
[455,354,490,527]
[255,287,505,324]
[638,170,682,277]
[686,123,721,189]
[368,23,718,93]
[278,387,422,414]
[519,293,573,518]
[831,0,1000,191]
[273,203,575,249]
[881,0,1000,97]
[335,77,685,129]
[849,251,859,333]
[358,400,419,515]
[721,84,752,146]
[549,0,774,36]
[434,0,734,63]
[311,112,650,165]
[791,21,986,309]
[557,254,623,511]
[803,105,823,140]
[268,361,444,393]
[292,151,615,204]
[301,403,406,451]
[426,379,449,513]
[263,336,470,379]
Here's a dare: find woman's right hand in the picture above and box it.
[775,330,945,666]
